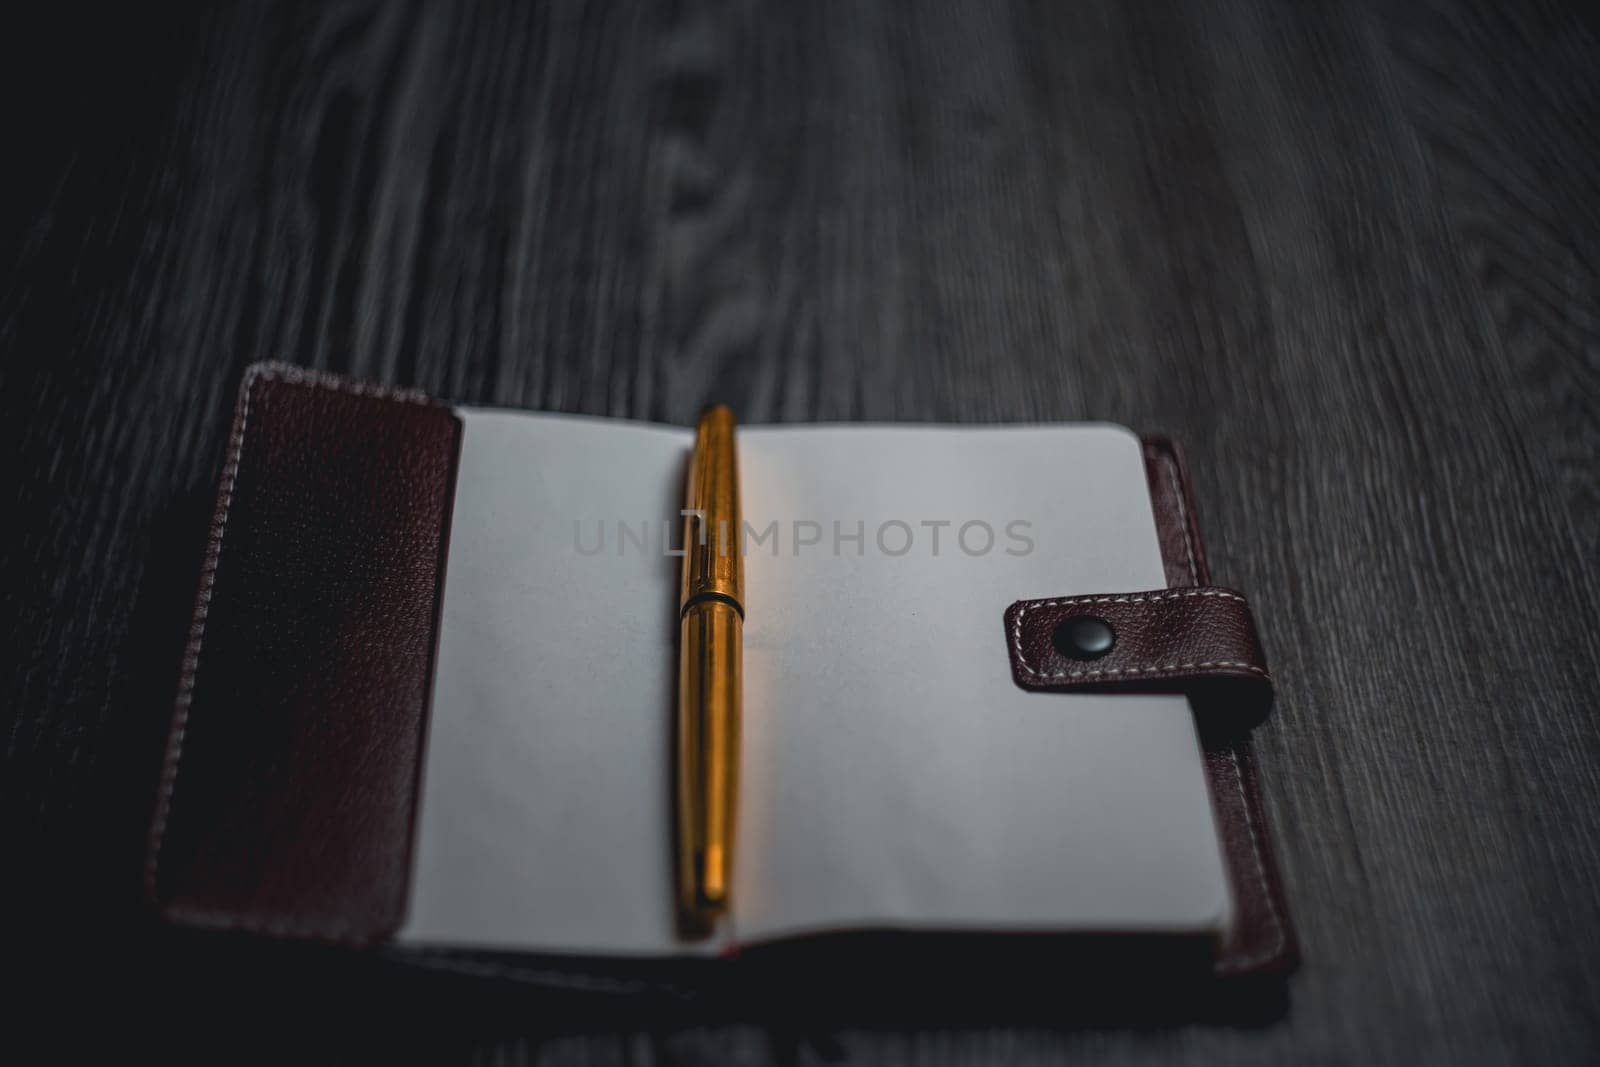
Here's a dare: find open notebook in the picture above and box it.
[146,365,1294,981]
[399,411,1232,955]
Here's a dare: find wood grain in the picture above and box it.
[4,0,1597,1061]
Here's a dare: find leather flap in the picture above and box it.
[1004,585,1272,733]
[145,363,462,944]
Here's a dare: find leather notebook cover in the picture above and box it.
[144,364,1296,980]
[145,370,461,941]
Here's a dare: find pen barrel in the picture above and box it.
[676,600,742,915]
[679,405,743,608]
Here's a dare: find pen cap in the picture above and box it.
[680,405,743,611]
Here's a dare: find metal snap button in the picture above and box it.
[1053,615,1116,660]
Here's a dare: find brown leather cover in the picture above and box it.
[1139,438,1298,976]
[144,363,461,943]
[144,367,1293,979]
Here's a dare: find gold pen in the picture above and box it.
[676,405,743,930]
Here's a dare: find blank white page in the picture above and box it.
[732,424,1231,942]
[398,410,702,954]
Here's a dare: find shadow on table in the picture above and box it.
[13,923,1288,1053]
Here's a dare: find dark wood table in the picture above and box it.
[5,1,1596,1061]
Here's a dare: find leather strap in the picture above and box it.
[1003,585,1272,733]
[1141,437,1297,977]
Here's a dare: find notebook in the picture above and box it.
[144,364,1295,982]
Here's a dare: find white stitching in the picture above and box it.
[144,365,264,899]
[1164,452,1201,585]
[1214,748,1288,973]
[1022,658,1268,681]
[145,362,433,935]
[246,361,433,404]
[1020,588,1246,609]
